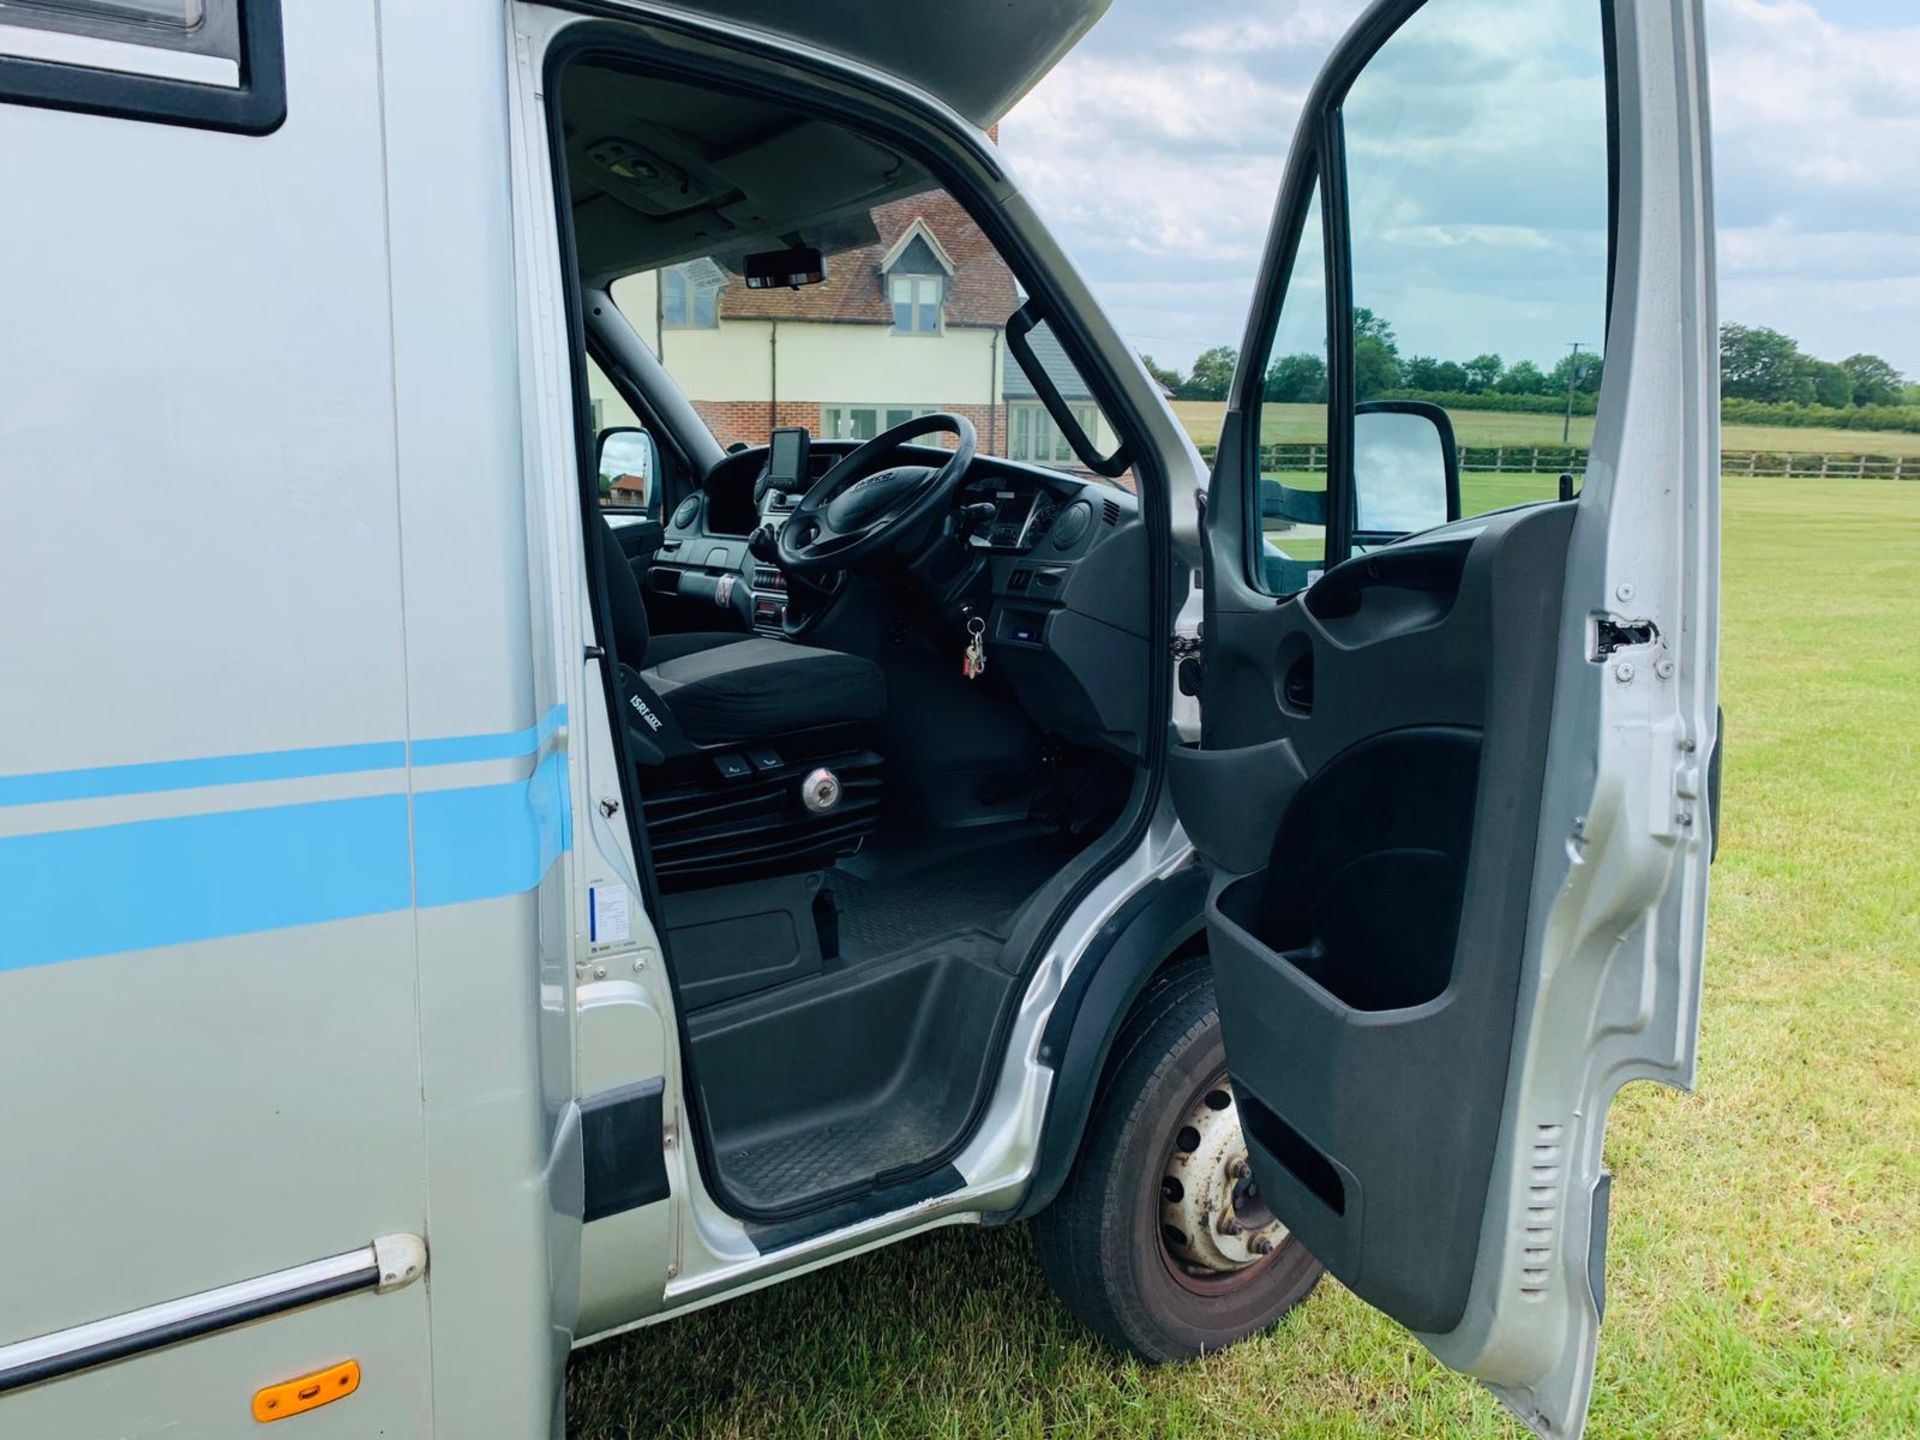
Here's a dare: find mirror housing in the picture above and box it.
[597,426,658,510]
[1351,401,1460,543]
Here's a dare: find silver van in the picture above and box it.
[0,1,1718,1436]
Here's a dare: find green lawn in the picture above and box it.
[1173,398,1920,458]
[569,477,1920,1440]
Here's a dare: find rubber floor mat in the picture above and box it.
[828,830,1072,959]
[715,1073,960,1213]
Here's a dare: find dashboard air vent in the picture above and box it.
[1102,498,1121,527]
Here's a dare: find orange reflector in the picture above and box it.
[253,1360,360,1423]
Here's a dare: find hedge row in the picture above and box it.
[1365,389,1920,433]
[1719,398,1920,433]
[1371,388,1599,416]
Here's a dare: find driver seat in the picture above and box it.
[601,518,885,748]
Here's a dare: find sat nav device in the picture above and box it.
[766,426,809,493]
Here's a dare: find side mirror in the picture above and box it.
[1351,401,1460,543]
[597,426,658,510]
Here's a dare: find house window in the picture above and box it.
[662,264,720,328]
[821,405,938,441]
[1008,402,1096,467]
[890,274,942,334]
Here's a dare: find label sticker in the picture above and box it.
[589,884,630,945]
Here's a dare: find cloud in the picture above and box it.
[1172,1,1358,54]
[1001,0,1920,376]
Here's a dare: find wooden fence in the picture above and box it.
[1197,441,1917,480]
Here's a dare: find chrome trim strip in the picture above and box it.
[0,1234,424,1396]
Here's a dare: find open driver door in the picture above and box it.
[1168,1,1719,1435]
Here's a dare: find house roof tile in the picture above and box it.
[716,192,1018,328]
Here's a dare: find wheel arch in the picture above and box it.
[1005,864,1211,1224]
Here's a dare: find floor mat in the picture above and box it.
[715,1073,959,1213]
[827,827,1078,960]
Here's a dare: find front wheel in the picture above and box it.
[1032,957,1323,1361]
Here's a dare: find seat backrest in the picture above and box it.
[599,515,650,668]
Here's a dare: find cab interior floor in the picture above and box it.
[689,821,1089,1215]
[826,822,1086,961]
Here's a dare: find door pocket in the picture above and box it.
[1206,726,1489,1335]
[1165,732,1309,876]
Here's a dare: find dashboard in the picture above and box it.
[626,434,1150,752]
[646,439,1131,635]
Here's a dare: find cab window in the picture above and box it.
[602,180,1125,485]
[1243,0,1612,592]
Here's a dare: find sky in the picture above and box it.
[999,0,1920,380]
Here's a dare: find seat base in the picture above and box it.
[641,724,883,891]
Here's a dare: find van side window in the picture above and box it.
[0,0,284,134]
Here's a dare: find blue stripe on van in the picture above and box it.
[415,750,571,908]
[0,705,568,806]
[412,704,567,768]
[0,740,409,809]
[0,708,574,971]
[0,794,414,971]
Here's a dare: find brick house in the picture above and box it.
[592,182,1118,470]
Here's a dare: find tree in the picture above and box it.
[1178,345,1238,401]
[1805,360,1854,410]
[1463,353,1505,393]
[1549,349,1604,396]
[1496,359,1550,396]
[1139,353,1184,396]
[1720,324,1810,403]
[1354,337,1402,399]
[1401,355,1446,390]
[1353,308,1397,350]
[1351,307,1401,400]
[1840,353,1906,409]
[1264,351,1328,404]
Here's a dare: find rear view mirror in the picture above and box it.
[742,245,825,290]
[1351,401,1460,541]
[598,426,658,510]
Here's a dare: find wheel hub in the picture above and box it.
[1159,1081,1286,1275]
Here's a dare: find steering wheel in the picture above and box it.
[776,412,976,576]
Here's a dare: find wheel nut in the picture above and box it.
[1251,1237,1273,1256]
[1216,1216,1242,1236]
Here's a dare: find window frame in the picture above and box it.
[889,272,943,335]
[661,264,721,330]
[0,0,284,133]
[821,403,938,441]
[1007,400,1096,467]
[1233,0,1620,589]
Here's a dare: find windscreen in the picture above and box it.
[565,69,1122,484]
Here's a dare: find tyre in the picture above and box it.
[1032,956,1324,1361]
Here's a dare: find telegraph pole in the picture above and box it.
[1563,342,1587,445]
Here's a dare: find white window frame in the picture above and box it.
[889,273,943,336]
[820,404,938,441]
[661,265,721,330]
[1008,401,1096,466]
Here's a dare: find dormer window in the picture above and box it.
[890,274,943,334]
[662,260,724,328]
[879,218,955,336]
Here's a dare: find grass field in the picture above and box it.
[569,477,1920,1440]
[1172,397,1920,458]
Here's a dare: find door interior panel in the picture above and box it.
[1183,501,1575,1334]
